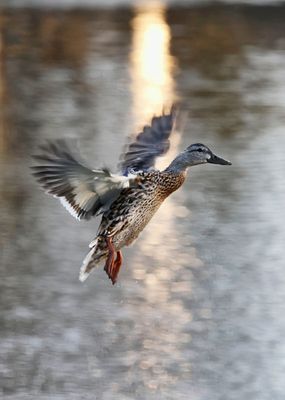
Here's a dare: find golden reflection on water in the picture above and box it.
[129,5,202,358]
[130,3,176,124]
[129,5,203,380]
[0,27,5,156]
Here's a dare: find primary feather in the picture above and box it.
[120,106,176,175]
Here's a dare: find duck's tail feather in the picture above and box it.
[79,239,107,282]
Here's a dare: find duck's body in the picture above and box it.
[100,170,186,247]
[81,170,186,282]
[32,108,231,284]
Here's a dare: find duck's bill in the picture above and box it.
[208,154,232,165]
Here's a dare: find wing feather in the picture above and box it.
[120,106,177,174]
[32,140,136,220]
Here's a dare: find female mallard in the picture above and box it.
[32,108,231,284]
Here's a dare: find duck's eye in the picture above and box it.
[197,148,203,152]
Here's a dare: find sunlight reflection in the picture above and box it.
[0,27,10,158]
[127,6,205,384]
[0,28,5,155]
[131,3,176,125]
[130,2,202,313]
[131,3,179,284]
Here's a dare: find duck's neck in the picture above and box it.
[164,152,190,174]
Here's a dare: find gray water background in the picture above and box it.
[1,2,285,399]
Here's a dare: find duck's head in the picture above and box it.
[184,143,232,166]
[166,143,231,172]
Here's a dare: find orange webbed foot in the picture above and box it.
[104,237,123,285]
[111,251,123,285]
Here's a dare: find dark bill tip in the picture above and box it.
[208,154,232,165]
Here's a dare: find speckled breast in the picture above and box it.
[98,170,186,250]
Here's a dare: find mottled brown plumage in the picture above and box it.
[96,171,185,246]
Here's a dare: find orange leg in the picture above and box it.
[111,251,123,285]
[104,237,116,283]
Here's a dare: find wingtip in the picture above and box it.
[170,103,178,115]
[161,103,178,118]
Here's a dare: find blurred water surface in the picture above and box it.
[1,3,285,400]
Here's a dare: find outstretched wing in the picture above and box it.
[32,140,136,220]
[120,107,177,175]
